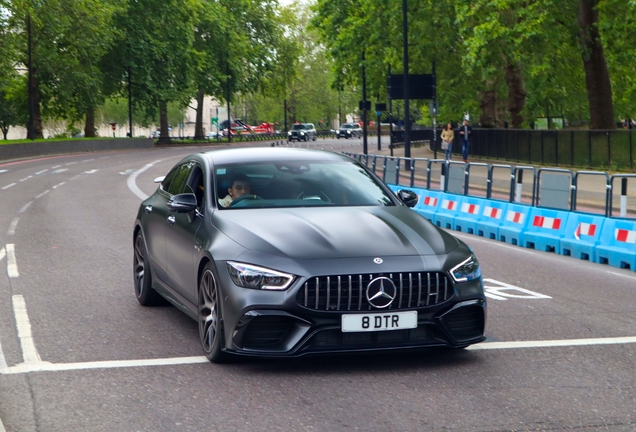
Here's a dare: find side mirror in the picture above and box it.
[154,176,165,184]
[397,189,418,208]
[167,193,198,213]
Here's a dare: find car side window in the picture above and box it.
[165,163,192,196]
[186,163,205,209]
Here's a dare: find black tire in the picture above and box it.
[133,231,162,306]
[313,135,317,141]
[198,263,229,363]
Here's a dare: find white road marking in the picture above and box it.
[2,335,636,375]
[120,169,134,175]
[127,160,163,200]
[6,244,18,278]
[0,341,8,371]
[468,336,636,350]
[483,278,551,301]
[35,190,50,199]
[35,169,48,175]
[85,169,99,174]
[65,161,77,165]
[452,232,536,255]
[51,165,61,169]
[607,271,636,280]
[52,182,66,189]
[7,217,19,235]
[0,169,7,173]
[82,159,94,162]
[1,183,16,190]
[52,168,68,174]
[12,295,41,364]
[19,202,32,213]
[20,175,33,182]
[0,247,5,262]
[69,175,80,181]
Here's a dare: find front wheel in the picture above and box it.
[198,264,229,363]
[133,231,162,306]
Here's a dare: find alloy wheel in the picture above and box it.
[199,269,218,353]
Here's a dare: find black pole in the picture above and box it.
[284,99,287,133]
[432,61,437,160]
[27,14,35,140]
[362,51,368,155]
[388,65,393,155]
[377,110,381,151]
[402,0,411,163]
[127,66,133,138]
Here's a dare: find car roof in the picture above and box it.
[201,147,354,165]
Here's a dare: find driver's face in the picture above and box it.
[228,181,251,198]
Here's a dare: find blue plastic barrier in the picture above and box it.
[523,208,571,252]
[434,194,462,229]
[595,219,636,270]
[498,203,532,246]
[412,190,443,223]
[476,201,509,240]
[453,196,487,235]
[559,214,606,261]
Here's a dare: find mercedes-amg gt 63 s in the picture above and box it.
[133,148,486,362]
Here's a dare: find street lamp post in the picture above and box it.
[27,14,35,140]
[402,0,411,163]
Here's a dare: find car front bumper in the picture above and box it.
[215,257,487,357]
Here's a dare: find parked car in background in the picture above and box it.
[288,123,317,142]
[337,123,362,139]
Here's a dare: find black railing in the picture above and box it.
[391,128,636,170]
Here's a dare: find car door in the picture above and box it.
[165,161,205,304]
[143,164,185,284]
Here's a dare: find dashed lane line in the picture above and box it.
[20,175,32,182]
[12,295,41,364]
[35,190,50,199]
[52,168,68,174]
[6,244,18,278]
[7,218,18,235]
[1,183,16,190]
[19,202,32,213]
[35,169,48,175]
[0,169,8,173]
[52,182,66,189]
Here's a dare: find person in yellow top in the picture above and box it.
[218,173,252,207]
[440,123,454,161]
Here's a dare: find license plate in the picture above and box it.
[341,311,418,332]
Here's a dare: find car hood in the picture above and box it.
[212,206,459,260]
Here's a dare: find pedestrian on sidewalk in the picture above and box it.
[441,123,454,161]
[458,119,472,163]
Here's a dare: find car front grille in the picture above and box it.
[310,325,431,349]
[442,306,485,342]
[296,272,453,312]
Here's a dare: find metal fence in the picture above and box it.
[343,152,636,220]
[391,128,636,170]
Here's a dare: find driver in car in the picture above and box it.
[218,173,252,208]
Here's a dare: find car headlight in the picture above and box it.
[300,131,305,135]
[287,131,292,136]
[450,253,481,283]
[226,261,295,290]
[347,130,351,134]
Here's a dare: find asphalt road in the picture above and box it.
[1,140,636,431]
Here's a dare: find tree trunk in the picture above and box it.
[578,0,615,129]
[479,80,498,128]
[84,105,97,137]
[1,124,8,140]
[32,74,44,139]
[159,101,170,143]
[504,61,527,128]
[195,88,205,140]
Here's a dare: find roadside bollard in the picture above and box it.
[515,169,523,203]
[621,177,628,217]
[440,163,446,191]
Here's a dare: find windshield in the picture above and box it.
[291,124,306,130]
[215,160,395,209]
[341,124,352,129]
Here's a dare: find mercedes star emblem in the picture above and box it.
[366,277,397,309]
[373,257,383,264]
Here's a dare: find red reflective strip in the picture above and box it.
[588,224,596,236]
[617,229,628,242]
[533,216,544,227]
[553,219,561,230]
[513,212,521,223]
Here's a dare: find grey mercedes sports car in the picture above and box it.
[133,148,486,362]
